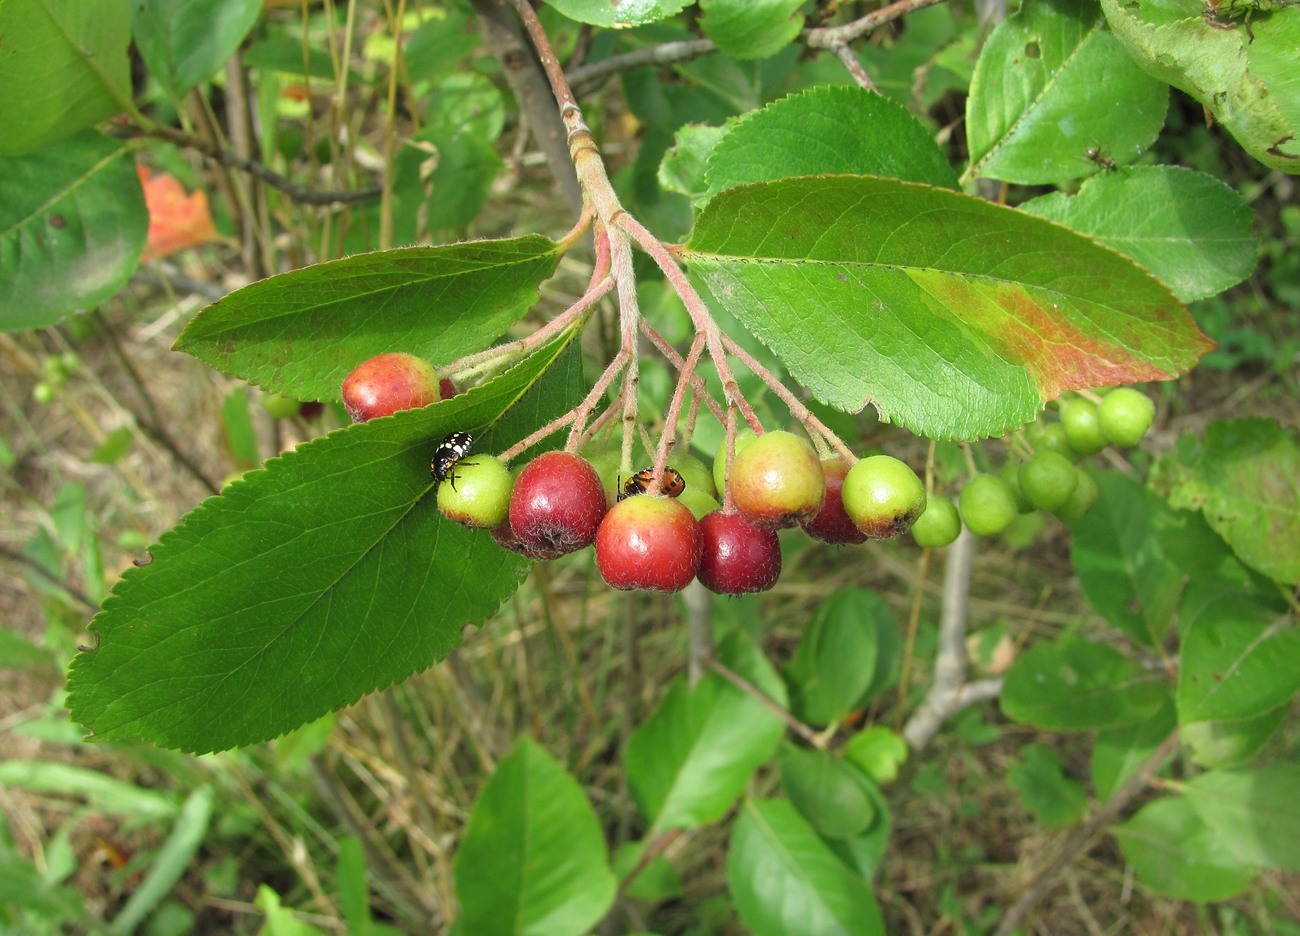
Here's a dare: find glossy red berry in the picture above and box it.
[697,510,781,595]
[799,456,867,544]
[342,352,443,422]
[729,430,826,529]
[507,451,607,557]
[595,496,703,592]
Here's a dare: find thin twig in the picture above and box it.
[0,545,98,613]
[705,655,820,745]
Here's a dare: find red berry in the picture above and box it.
[697,510,781,595]
[595,496,702,592]
[341,352,442,422]
[507,452,607,557]
[729,430,826,529]
[799,457,867,545]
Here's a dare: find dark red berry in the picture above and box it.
[697,510,781,595]
[507,451,607,557]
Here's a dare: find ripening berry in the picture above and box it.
[729,431,826,529]
[841,455,926,540]
[596,496,703,592]
[342,352,443,422]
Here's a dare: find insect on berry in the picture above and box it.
[618,466,686,501]
[430,432,475,491]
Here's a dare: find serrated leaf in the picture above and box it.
[542,0,691,28]
[698,0,803,60]
[455,739,616,936]
[1160,418,1300,585]
[1001,638,1169,730]
[0,132,147,333]
[728,799,885,936]
[624,630,787,834]
[1112,798,1257,901]
[659,124,729,201]
[682,176,1211,440]
[1020,166,1258,302]
[66,333,582,753]
[0,0,132,156]
[705,86,959,201]
[1185,765,1300,871]
[1102,0,1300,173]
[174,235,563,402]
[965,0,1168,184]
[132,0,262,100]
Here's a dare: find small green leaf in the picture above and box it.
[255,886,329,936]
[455,739,617,936]
[174,235,563,402]
[778,745,877,840]
[965,0,1168,184]
[1101,0,1300,174]
[221,387,260,468]
[0,859,88,923]
[698,0,804,60]
[243,38,356,82]
[683,176,1210,440]
[625,630,787,833]
[1001,638,1169,730]
[1160,418,1300,585]
[541,0,690,28]
[0,761,177,820]
[1008,744,1087,828]
[705,87,959,201]
[728,799,885,936]
[658,124,729,201]
[1019,166,1258,302]
[1112,798,1257,901]
[785,588,899,725]
[91,425,135,465]
[336,838,371,936]
[1090,697,1175,801]
[0,132,147,333]
[132,0,261,100]
[821,777,891,882]
[66,333,582,753]
[841,727,908,786]
[1185,765,1300,871]
[0,0,132,156]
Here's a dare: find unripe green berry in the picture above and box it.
[1098,387,1155,447]
[1000,461,1034,513]
[1029,421,1080,461]
[437,455,513,529]
[911,497,961,548]
[677,486,721,521]
[1059,398,1107,455]
[1053,469,1099,524]
[713,428,758,498]
[262,393,302,420]
[1019,451,1079,512]
[958,474,1018,537]
[841,455,926,539]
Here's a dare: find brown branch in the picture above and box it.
[705,655,820,746]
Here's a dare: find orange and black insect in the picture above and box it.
[618,466,686,501]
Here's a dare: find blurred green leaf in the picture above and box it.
[1113,798,1257,900]
[221,387,260,468]
[132,0,261,100]
[698,0,803,60]
[0,858,89,924]
[1185,765,1300,870]
[1008,744,1087,828]
[0,132,147,333]
[822,777,891,882]
[0,0,132,156]
[91,425,136,464]
[336,837,371,936]
[842,727,908,786]
[0,761,177,821]
[965,0,1168,184]
[728,799,885,936]
[0,629,57,672]
[255,885,329,936]
[110,786,214,934]
[779,745,877,839]
[542,0,690,27]
[455,739,616,936]
[1182,705,1288,768]
[659,124,729,202]
[244,38,357,82]
[613,841,684,902]
[1091,697,1175,801]
[683,176,1210,440]
[1020,166,1258,302]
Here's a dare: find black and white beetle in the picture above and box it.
[430,432,475,490]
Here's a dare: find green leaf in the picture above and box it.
[1090,697,1175,801]
[174,235,563,402]
[821,777,891,882]
[1160,418,1300,585]
[1101,0,1300,174]
[659,124,729,201]
[1182,705,1288,769]
[0,628,57,672]
[778,745,877,840]
[255,885,330,936]
[91,425,135,464]
[841,727,908,786]
[0,131,147,333]
[0,761,177,821]
[1178,591,1299,724]
[625,630,787,833]
[728,799,885,936]
[0,0,132,156]
[336,837,371,936]
[1001,637,1169,730]
[132,0,261,100]
[1019,166,1258,302]
[66,332,582,753]
[1070,471,1187,647]
[1185,765,1300,871]
[0,859,88,924]
[455,739,617,936]
[682,176,1210,440]
[109,786,214,935]
[221,387,260,468]
[705,87,959,201]
[785,587,900,725]
[541,0,690,28]
[1112,798,1257,901]
[698,0,804,60]
[1008,744,1087,828]
[393,129,503,237]
[965,0,1168,184]
[243,38,356,82]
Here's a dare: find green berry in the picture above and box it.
[1098,387,1155,447]
[1053,469,1099,524]
[437,455,513,529]
[999,461,1034,513]
[1019,451,1079,512]
[262,393,302,420]
[911,497,961,548]
[669,453,717,500]
[841,455,926,539]
[1059,399,1107,455]
[958,474,1018,536]
[1029,421,1080,461]
[713,428,758,499]
[677,486,721,522]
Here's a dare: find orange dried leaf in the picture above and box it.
[137,165,218,262]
